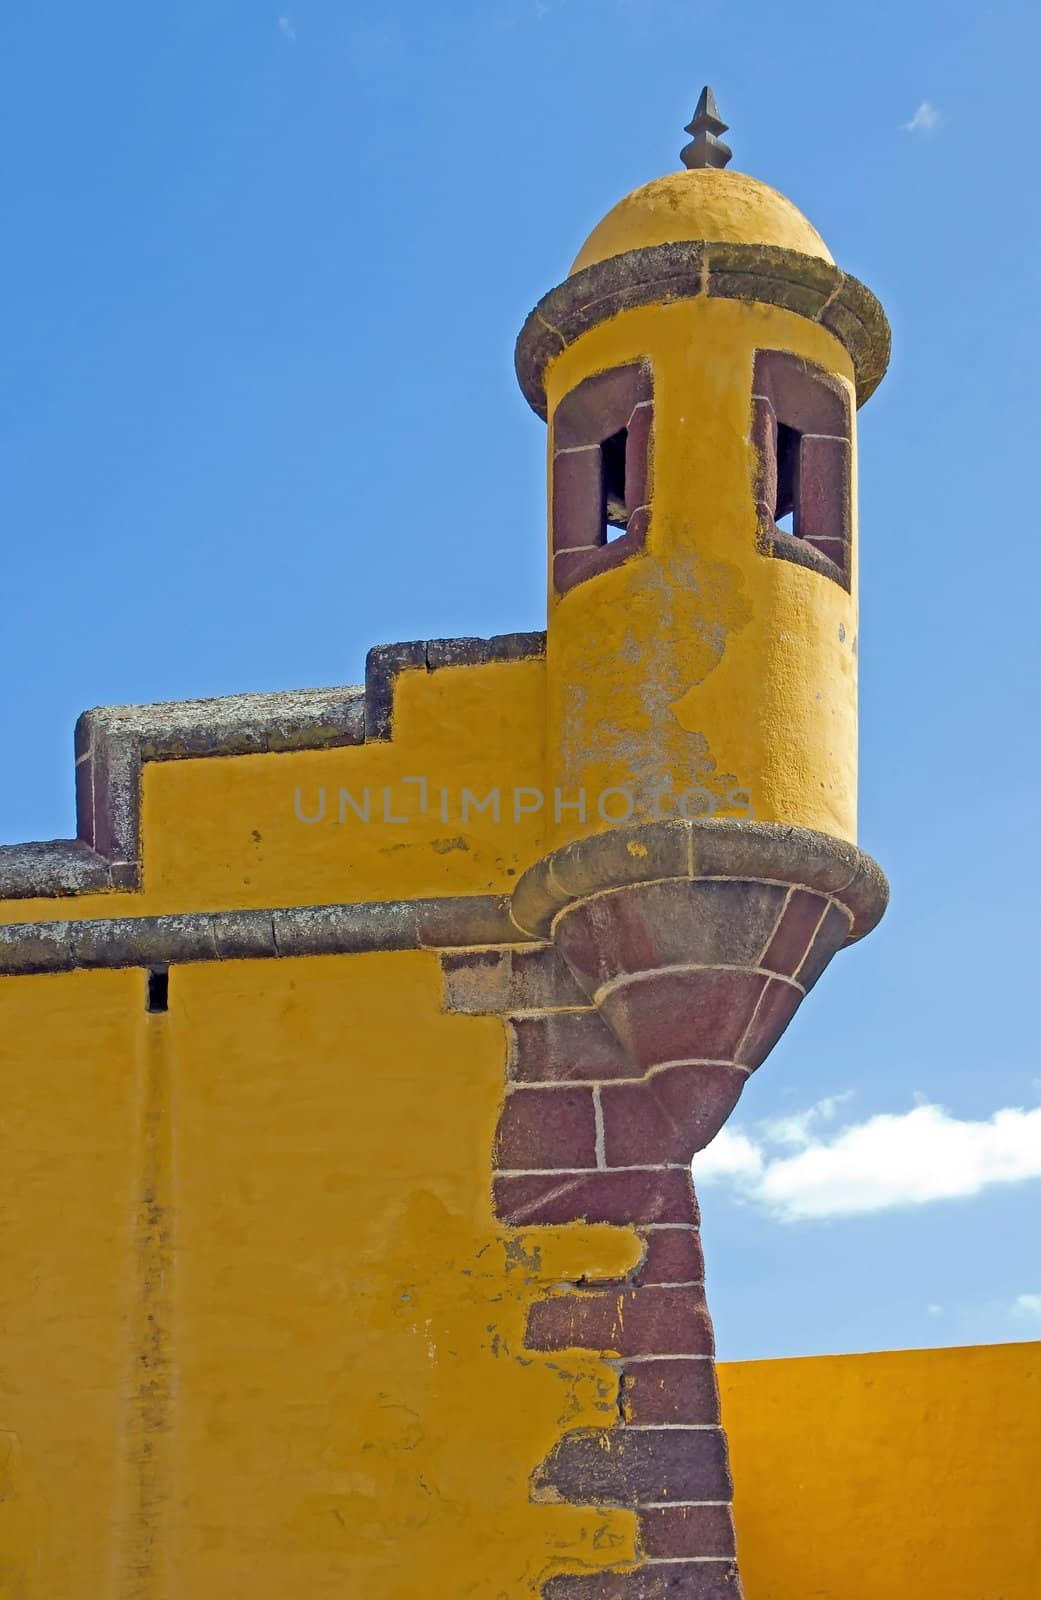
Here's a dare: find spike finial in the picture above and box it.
[681,85,732,170]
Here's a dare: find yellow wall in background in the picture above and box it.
[722,1340,1041,1600]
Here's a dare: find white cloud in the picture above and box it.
[761,1092,853,1149]
[903,101,940,134]
[928,1304,945,1317]
[695,1127,764,1184]
[278,15,296,42]
[1013,1294,1041,1321]
[694,1099,1041,1222]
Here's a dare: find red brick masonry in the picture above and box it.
[444,941,741,1598]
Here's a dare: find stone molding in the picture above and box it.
[509,819,888,944]
[0,894,522,977]
[515,239,890,420]
[0,631,546,901]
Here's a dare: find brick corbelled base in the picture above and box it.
[511,821,887,1156]
[444,821,886,1596]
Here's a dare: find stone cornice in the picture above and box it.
[510,819,889,945]
[0,893,527,976]
[515,240,891,418]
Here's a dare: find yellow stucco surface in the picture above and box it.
[0,952,643,1598]
[544,296,859,851]
[570,168,833,275]
[0,970,140,1599]
[722,1340,1041,1599]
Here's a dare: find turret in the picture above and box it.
[511,89,889,1149]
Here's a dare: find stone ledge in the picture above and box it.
[515,239,890,418]
[0,839,114,897]
[0,893,523,976]
[510,819,888,943]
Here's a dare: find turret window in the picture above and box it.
[551,363,653,593]
[751,350,852,589]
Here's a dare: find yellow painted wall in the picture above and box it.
[0,970,140,1599]
[544,296,860,852]
[164,951,640,1598]
[0,951,641,1598]
[721,1340,1041,1600]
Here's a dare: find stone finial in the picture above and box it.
[681,85,732,170]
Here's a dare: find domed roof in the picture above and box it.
[570,168,833,277]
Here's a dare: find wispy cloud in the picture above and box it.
[277,15,296,42]
[1013,1293,1041,1321]
[903,100,940,134]
[694,1098,1041,1222]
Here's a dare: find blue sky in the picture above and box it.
[1,0,1038,1361]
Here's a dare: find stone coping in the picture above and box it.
[515,240,890,419]
[0,631,546,901]
[509,820,889,944]
[0,894,524,977]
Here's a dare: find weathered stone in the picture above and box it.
[544,1565,741,1600]
[516,240,889,419]
[0,919,77,975]
[526,1285,714,1358]
[634,1229,706,1286]
[598,969,767,1071]
[553,447,605,554]
[508,1011,633,1083]
[442,944,587,1015]
[0,840,111,901]
[211,909,279,962]
[638,1504,737,1559]
[415,895,519,948]
[600,1064,751,1162]
[364,640,428,741]
[796,899,855,992]
[553,364,651,453]
[494,1085,599,1171]
[534,1425,732,1505]
[272,901,418,958]
[70,914,218,970]
[494,1168,698,1228]
[620,1358,721,1425]
[553,879,790,997]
